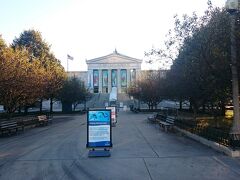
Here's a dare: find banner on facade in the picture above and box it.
[87,109,112,148]
[102,70,108,87]
[121,69,127,87]
[112,69,117,87]
[93,70,99,87]
[106,106,117,125]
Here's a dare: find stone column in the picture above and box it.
[127,69,131,88]
[99,69,102,93]
[108,69,111,93]
[117,69,121,93]
[89,69,93,93]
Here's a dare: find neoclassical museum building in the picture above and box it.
[67,50,165,94]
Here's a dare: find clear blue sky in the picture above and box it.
[0,0,225,71]
[0,0,70,44]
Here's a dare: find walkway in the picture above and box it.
[0,112,240,180]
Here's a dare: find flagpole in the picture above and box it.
[67,54,73,72]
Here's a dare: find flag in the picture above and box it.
[67,54,74,60]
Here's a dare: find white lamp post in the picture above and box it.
[226,0,240,142]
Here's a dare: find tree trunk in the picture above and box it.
[6,106,14,118]
[40,99,43,113]
[193,107,197,118]
[179,99,183,111]
[50,98,53,113]
[192,101,198,118]
[148,103,150,110]
[230,14,240,138]
[189,100,193,112]
[24,106,28,114]
[84,101,86,110]
[73,103,77,111]
[7,112,13,120]
[221,101,226,116]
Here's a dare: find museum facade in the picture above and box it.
[67,50,165,94]
[86,49,142,93]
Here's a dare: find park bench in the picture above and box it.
[159,116,175,132]
[37,115,48,126]
[148,113,157,123]
[17,116,38,131]
[132,108,139,113]
[37,115,52,126]
[0,120,18,135]
[156,114,166,122]
[23,117,38,127]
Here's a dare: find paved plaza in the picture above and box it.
[0,112,240,180]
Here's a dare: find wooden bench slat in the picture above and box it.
[159,121,172,126]
[0,115,51,136]
[159,116,175,132]
[0,120,18,135]
[1,124,17,128]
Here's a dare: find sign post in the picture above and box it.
[86,109,112,157]
[106,106,117,126]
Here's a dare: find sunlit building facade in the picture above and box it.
[67,50,166,94]
[86,49,142,93]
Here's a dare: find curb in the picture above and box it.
[174,126,240,157]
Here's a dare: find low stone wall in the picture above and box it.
[174,126,240,157]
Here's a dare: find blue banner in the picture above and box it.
[121,69,127,87]
[93,70,99,87]
[111,69,117,87]
[102,70,108,87]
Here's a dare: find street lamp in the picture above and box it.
[225,0,240,142]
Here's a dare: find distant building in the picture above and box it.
[67,71,88,85]
[67,50,166,93]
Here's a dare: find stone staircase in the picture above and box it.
[86,94,98,108]
[117,93,131,107]
[86,93,132,109]
[86,93,110,108]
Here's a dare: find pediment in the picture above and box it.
[86,52,142,64]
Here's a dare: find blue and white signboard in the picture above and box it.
[87,110,112,148]
[106,106,117,125]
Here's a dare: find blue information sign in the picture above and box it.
[87,109,112,148]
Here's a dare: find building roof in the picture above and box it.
[86,49,142,64]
